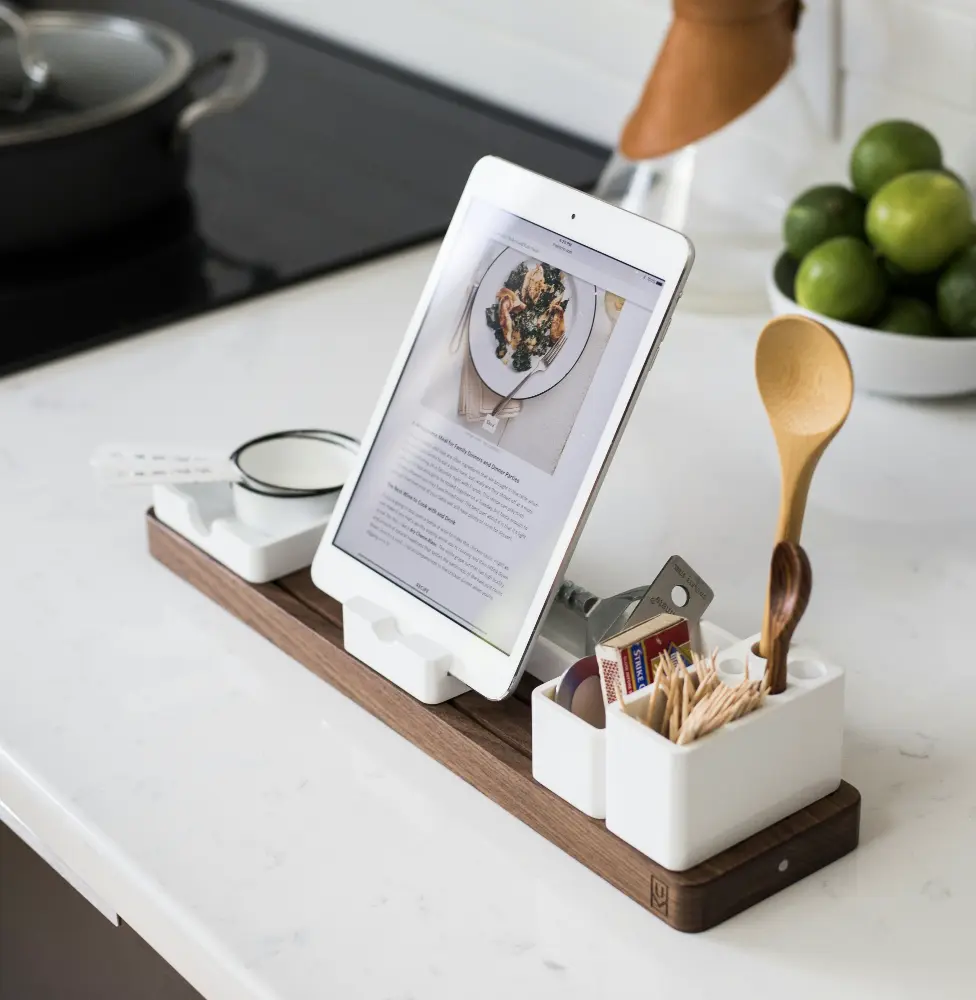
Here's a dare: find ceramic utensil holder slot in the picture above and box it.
[533,628,845,872]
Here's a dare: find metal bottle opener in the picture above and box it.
[554,555,713,655]
[625,555,714,652]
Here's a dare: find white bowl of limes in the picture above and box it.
[767,120,976,399]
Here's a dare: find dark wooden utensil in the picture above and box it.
[764,540,812,695]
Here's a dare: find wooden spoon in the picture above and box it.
[756,315,852,656]
[763,541,813,695]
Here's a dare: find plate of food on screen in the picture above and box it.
[470,248,597,399]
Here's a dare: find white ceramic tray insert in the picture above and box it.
[152,483,331,584]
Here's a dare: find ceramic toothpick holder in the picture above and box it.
[532,626,845,870]
[607,633,844,870]
[531,620,737,823]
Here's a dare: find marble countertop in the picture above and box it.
[2,243,975,999]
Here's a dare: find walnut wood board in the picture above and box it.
[147,512,861,933]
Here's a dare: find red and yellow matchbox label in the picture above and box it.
[596,615,691,704]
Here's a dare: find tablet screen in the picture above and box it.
[334,200,666,653]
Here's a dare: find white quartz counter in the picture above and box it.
[2,243,975,998]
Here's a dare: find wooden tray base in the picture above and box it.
[148,512,860,933]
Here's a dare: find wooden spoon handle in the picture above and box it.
[760,458,817,656]
[766,634,789,695]
[774,457,818,546]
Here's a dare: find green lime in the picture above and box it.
[936,245,976,337]
[795,236,887,324]
[850,120,942,199]
[874,296,943,336]
[866,171,972,273]
[941,168,972,200]
[882,258,940,301]
[783,185,864,260]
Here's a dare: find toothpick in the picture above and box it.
[682,667,693,726]
[676,714,700,745]
[659,650,673,682]
[676,664,768,745]
[702,686,737,728]
[644,672,658,726]
[654,651,669,684]
[649,678,669,735]
[692,673,716,707]
[702,650,719,684]
[668,672,683,742]
[677,692,709,744]
[677,652,698,692]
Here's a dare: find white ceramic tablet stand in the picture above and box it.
[152,482,577,698]
[343,596,577,704]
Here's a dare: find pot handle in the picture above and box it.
[177,39,268,133]
[0,2,50,111]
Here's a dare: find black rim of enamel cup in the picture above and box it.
[230,429,359,498]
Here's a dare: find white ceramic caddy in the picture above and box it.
[532,622,845,872]
[532,622,732,820]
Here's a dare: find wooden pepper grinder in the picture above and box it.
[595,0,803,228]
[619,0,803,162]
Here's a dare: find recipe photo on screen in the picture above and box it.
[334,200,665,653]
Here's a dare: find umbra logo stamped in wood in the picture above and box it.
[651,877,669,917]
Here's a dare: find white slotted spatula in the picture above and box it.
[90,444,238,486]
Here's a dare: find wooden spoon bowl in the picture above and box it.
[764,541,813,694]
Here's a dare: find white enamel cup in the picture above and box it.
[229,430,358,533]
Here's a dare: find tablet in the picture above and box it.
[312,156,693,700]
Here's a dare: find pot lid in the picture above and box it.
[0,11,193,145]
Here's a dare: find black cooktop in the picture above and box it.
[3,0,607,376]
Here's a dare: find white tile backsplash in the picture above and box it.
[844,74,976,181]
[843,0,976,111]
[240,0,976,174]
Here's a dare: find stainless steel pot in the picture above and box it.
[0,5,267,254]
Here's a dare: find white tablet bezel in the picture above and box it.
[312,155,693,700]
